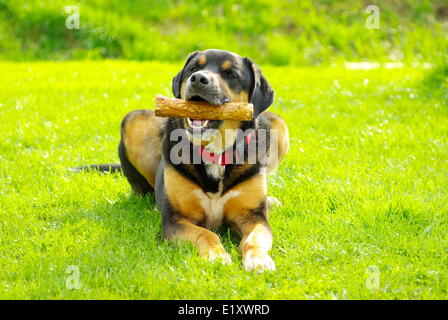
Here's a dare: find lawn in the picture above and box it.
[0,61,447,299]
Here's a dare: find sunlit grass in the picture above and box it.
[0,61,447,299]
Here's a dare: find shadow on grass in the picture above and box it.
[90,189,242,258]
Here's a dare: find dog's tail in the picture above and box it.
[69,164,122,174]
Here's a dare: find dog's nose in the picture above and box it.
[189,71,211,87]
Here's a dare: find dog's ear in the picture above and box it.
[244,57,274,118]
[172,51,199,98]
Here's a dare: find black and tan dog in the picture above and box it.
[115,49,289,272]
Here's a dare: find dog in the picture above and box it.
[96,49,289,272]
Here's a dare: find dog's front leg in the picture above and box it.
[163,215,232,264]
[238,214,275,272]
[159,165,232,264]
[224,174,275,272]
[226,204,275,272]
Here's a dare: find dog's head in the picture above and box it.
[172,49,274,135]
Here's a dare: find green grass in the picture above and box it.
[0,61,447,299]
[1,0,447,65]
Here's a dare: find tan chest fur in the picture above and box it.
[193,182,241,229]
[164,166,240,228]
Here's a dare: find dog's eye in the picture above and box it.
[223,70,237,78]
[190,66,200,73]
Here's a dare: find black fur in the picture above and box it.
[172,51,199,98]
[244,57,275,118]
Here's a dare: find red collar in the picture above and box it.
[198,133,253,166]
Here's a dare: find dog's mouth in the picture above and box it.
[186,90,230,106]
[186,118,210,129]
[184,94,225,132]
[187,95,208,103]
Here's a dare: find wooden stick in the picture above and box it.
[154,95,253,120]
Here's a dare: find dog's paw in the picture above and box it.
[243,252,276,272]
[206,251,233,265]
[267,196,281,208]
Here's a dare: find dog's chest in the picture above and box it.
[193,181,240,229]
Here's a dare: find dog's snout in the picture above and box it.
[190,71,211,87]
[185,70,228,105]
